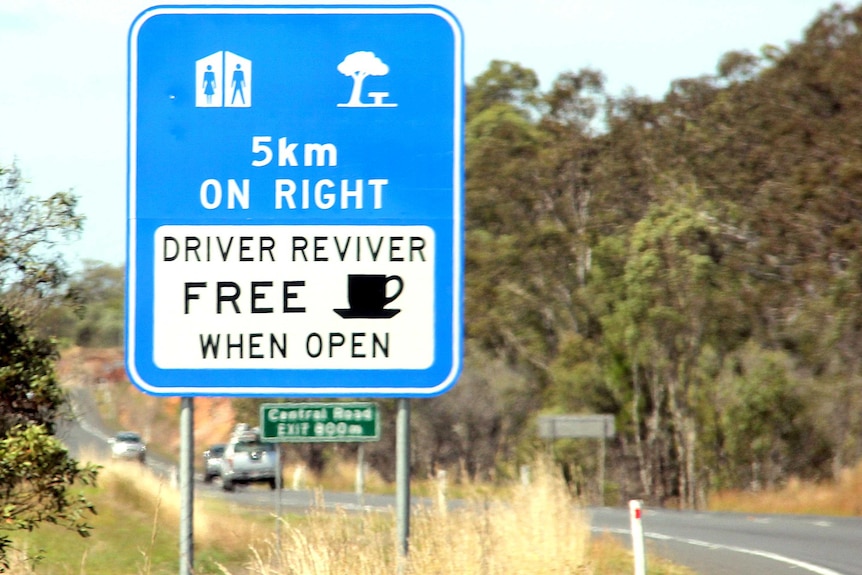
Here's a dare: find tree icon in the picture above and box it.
[337,51,390,107]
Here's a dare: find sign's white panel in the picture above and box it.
[153,225,435,369]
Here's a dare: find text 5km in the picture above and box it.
[250,136,338,167]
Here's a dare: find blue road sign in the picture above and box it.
[126,5,463,397]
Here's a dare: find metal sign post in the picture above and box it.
[259,401,383,556]
[179,398,194,575]
[537,414,616,504]
[396,399,410,570]
[275,446,282,558]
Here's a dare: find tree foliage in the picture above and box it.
[0,163,83,320]
[0,163,97,565]
[456,4,862,505]
[30,260,124,348]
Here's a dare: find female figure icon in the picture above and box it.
[202,64,216,104]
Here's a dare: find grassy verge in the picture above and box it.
[709,460,862,516]
[7,458,265,575]
[238,458,693,575]
[6,456,692,575]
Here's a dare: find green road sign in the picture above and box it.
[260,402,380,442]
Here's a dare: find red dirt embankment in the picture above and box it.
[58,347,237,454]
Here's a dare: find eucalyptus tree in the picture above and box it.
[600,186,749,507]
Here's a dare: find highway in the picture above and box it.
[590,506,862,575]
[60,389,862,574]
[58,387,422,515]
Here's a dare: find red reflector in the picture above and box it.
[635,509,642,519]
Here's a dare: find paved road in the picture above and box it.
[60,387,862,574]
[590,506,862,575]
[59,386,429,514]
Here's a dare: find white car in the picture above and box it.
[109,431,147,463]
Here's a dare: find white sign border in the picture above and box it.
[126,4,464,397]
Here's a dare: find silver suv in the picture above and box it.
[221,426,279,492]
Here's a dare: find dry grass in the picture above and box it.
[238,458,593,575]
[284,457,391,495]
[709,460,862,516]
[100,461,265,551]
[233,458,694,575]
[64,448,265,553]
[4,454,265,575]
[3,454,694,574]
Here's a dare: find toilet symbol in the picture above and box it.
[196,51,252,108]
[202,65,216,104]
[334,274,403,318]
[230,63,246,105]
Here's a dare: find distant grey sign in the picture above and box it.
[537,414,615,439]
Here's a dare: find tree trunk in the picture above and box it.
[348,73,367,106]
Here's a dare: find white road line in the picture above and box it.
[77,416,110,442]
[594,527,844,575]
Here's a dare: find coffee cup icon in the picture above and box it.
[335,274,403,318]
